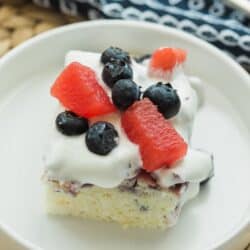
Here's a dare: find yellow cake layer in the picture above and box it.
[45,181,179,229]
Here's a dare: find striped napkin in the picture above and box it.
[33,0,250,69]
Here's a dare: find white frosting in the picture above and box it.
[44,113,141,188]
[44,50,212,192]
[154,149,213,188]
[180,183,200,205]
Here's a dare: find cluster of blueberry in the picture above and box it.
[101,47,181,118]
[101,47,140,111]
[55,46,181,156]
[56,111,118,156]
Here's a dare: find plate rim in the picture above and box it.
[0,19,249,250]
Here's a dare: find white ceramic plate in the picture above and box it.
[0,20,249,250]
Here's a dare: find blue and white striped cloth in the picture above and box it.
[33,0,250,67]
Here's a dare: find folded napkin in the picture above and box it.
[33,0,250,68]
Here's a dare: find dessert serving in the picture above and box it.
[43,46,214,229]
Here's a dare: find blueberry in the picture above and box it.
[86,122,118,155]
[56,111,89,136]
[102,59,133,88]
[101,47,131,64]
[112,79,140,110]
[143,82,181,119]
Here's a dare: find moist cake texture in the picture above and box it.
[45,171,201,229]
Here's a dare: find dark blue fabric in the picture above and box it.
[33,0,250,66]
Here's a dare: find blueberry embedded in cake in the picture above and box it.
[43,46,214,229]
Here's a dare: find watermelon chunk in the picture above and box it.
[122,98,188,172]
[150,47,187,72]
[51,62,116,118]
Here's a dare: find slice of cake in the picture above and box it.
[43,47,213,229]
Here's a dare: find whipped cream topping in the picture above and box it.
[44,50,212,190]
[44,112,141,188]
[154,149,213,188]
